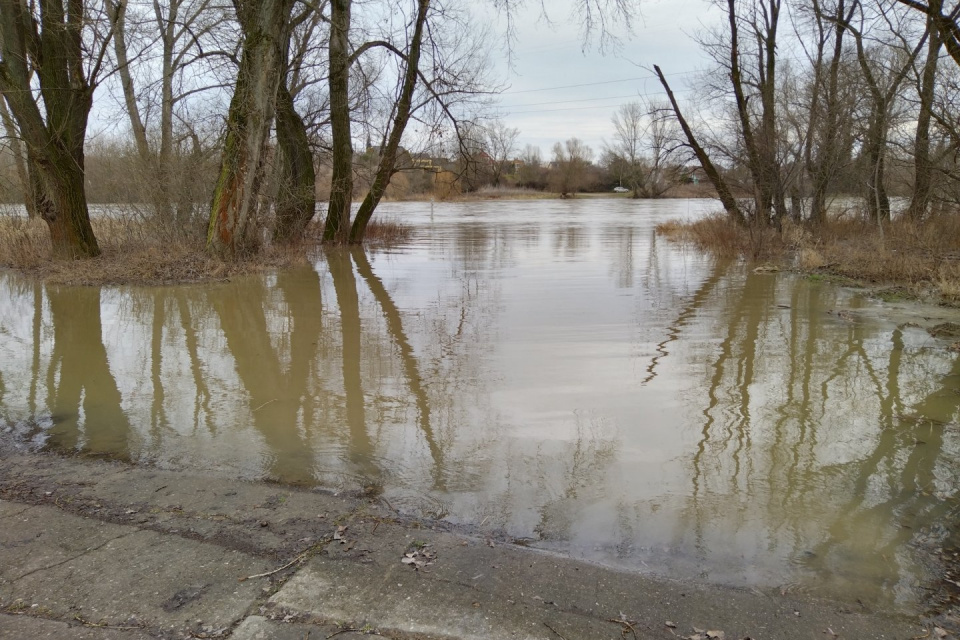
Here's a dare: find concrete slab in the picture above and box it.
[0,613,155,639]
[0,501,128,583]
[270,523,927,640]
[2,504,273,634]
[229,615,367,640]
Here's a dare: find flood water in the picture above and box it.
[3,198,960,611]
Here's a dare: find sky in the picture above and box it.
[483,0,724,159]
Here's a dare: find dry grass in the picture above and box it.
[655,215,783,260]
[0,214,413,286]
[657,213,960,303]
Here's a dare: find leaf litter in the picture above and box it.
[401,545,436,571]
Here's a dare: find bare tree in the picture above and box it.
[273,3,326,243]
[108,0,233,229]
[725,0,787,226]
[796,0,858,225]
[0,0,119,258]
[843,0,926,222]
[485,120,520,187]
[606,99,681,198]
[0,96,36,217]
[517,143,545,189]
[206,0,295,257]
[654,65,744,222]
[324,0,353,243]
[606,101,644,196]
[550,137,593,197]
[907,0,944,219]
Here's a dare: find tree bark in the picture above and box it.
[207,0,294,257]
[323,0,354,243]
[273,79,317,242]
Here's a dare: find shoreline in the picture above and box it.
[0,445,939,639]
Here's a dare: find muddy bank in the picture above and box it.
[0,445,944,640]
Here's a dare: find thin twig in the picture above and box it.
[73,614,142,630]
[239,551,308,582]
[608,618,639,639]
[543,622,569,640]
[327,628,366,639]
[252,399,276,412]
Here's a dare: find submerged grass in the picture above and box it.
[657,213,960,304]
[0,214,413,287]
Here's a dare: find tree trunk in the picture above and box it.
[207,0,293,257]
[806,0,851,226]
[866,133,890,222]
[41,152,101,258]
[0,0,101,258]
[349,0,430,243]
[654,65,745,224]
[908,1,942,221]
[273,80,317,243]
[323,0,354,243]
[0,97,37,218]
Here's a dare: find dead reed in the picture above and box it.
[656,213,960,303]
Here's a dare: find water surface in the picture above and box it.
[3,198,960,611]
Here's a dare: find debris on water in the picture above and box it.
[930,322,960,339]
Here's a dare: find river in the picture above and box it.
[2,197,960,611]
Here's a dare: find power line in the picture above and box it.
[500,68,703,95]
[504,87,694,115]
[499,92,644,109]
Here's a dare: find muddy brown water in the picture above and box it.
[3,198,960,612]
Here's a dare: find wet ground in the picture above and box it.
[0,446,935,639]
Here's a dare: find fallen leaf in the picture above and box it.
[666,621,677,628]
[934,627,948,639]
[706,632,725,639]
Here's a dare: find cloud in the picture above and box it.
[485,0,722,155]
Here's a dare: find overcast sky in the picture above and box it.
[484,0,724,159]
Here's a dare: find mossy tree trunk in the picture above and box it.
[207,0,294,257]
[272,79,316,243]
[0,0,103,259]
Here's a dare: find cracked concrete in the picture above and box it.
[0,448,946,639]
